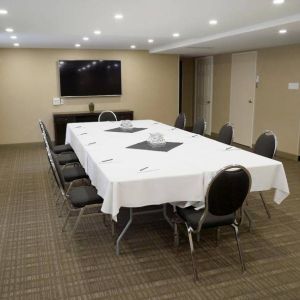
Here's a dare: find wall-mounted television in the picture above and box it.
[58,60,122,97]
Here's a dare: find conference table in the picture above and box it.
[65,120,289,254]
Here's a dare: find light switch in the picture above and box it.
[53,97,61,105]
[288,82,299,90]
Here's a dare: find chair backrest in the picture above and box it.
[39,120,54,150]
[253,130,277,159]
[217,123,234,145]
[98,110,118,122]
[196,165,251,232]
[206,165,251,217]
[174,112,186,129]
[193,118,206,135]
[50,150,66,189]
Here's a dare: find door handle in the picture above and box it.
[248,99,253,103]
[206,101,211,104]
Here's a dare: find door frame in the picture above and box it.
[194,56,214,135]
[229,51,257,146]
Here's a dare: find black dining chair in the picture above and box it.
[39,120,79,165]
[217,123,234,145]
[252,130,277,218]
[174,112,186,129]
[193,118,206,136]
[174,165,251,281]
[39,120,74,154]
[98,110,118,122]
[50,150,104,239]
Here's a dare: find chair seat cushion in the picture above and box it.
[53,144,73,154]
[68,186,103,208]
[58,152,79,165]
[177,206,235,231]
[62,166,88,182]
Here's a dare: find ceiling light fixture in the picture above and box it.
[0,9,8,15]
[172,33,180,38]
[13,43,19,47]
[75,43,81,47]
[83,37,89,41]
[5,28,14,32]
[94,30,101,35]
[273,0,285,5]
[209,19,218,25]
[148,39,154,43]
[114,13,124,20]
[10,35,17,39]
[130,45,136,49]
[278,29,287,34]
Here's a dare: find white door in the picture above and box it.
[230,52,257,146]
[194,56,213,135]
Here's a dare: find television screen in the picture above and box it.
[58,60,122,97]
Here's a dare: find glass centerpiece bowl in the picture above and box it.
[147,132,166,148]
[120,120,133,131]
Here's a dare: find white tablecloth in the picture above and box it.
[65,120,290,221]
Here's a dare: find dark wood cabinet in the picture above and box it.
[53,110,134,145]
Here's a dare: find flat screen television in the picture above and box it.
[58,60,122,97]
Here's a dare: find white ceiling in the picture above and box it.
[0,0,300,56]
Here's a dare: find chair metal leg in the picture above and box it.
[186,225,199,281]
[231,224,246,273]
[216,227,221,247]
[62,210,71,232]
[259,192,271,219]
[70,207,85,239]
[244,209,254,232]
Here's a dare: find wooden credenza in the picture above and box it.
[53,110,134,145]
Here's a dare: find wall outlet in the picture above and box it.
[288,82,299,90]
[53,97,61,106]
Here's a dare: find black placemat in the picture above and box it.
[127,141,183,152]
[105,127,147,133]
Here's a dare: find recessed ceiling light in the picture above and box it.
[10,35,17,39]
[273,0,285,5]
[278,29,287,34]
[0,9,8,15]
[130,45,136,49]
[114,13,124,20]
[94,30,101,35]
[13,43,19,47]
[148,39,154,43]
[5,28,14,32]
[172,33,180,38]
[209,19,218,25]
[83,37,89,41]
[75,43,81,47]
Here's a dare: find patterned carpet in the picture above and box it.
[0,143,299,299]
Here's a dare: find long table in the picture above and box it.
[66,120,289,253]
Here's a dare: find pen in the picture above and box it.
[139,167,148,171]
[101,158,113,162]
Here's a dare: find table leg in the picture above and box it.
[116,208,133,255]
[163,204,173,228]
[244,208,255,232]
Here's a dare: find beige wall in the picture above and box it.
[212,45,300,157]
[0,49,179,144]
[181,58,195,127]
[212,54,231,133]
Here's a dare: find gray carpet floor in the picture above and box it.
[0,143,299,299]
